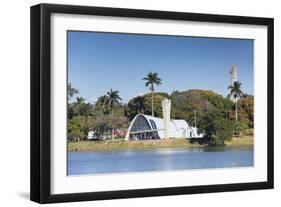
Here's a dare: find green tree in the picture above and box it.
[69,97,93,137]
[126,95,146,120]
[88,114,128,140]
[67,83,79,101]
[68,116,85,142]
[170,89,230,122]
[88,114,110,140]
[75,96,85,104]
[106,89,122,139]
[143,93,165,118]
[95,95,110,114]
[107,88,122,115]
[126,93,165,120]
[238,96,254,128]
[235,121,249,136]
[67,83,79,119]
[228,81,244,124]
[73,97,92,117]
[198,111,235,146]
[68,102,75,120]
[107,115,128,140]
[143,72,162,116]
[212,119,235,145]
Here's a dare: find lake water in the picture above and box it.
[68,146,253,175]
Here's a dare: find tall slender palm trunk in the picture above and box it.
[151,92,154,116]
[235,101,238,124]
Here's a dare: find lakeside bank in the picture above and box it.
[68,135,253,152]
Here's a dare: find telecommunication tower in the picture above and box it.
[229,65,238,102]
[229,64,237,88]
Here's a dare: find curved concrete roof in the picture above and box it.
[125,114,203,140]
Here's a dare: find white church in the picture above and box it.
[125,99,203,141]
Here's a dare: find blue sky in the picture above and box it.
[68,31,253,103]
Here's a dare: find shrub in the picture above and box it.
[235,121,249,136]
[198,111,235,146]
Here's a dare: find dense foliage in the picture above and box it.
[67,84,128,141]
[170,90,233,125]
[125,93,166,120]
[198,111,235,146]
[67,76,254,146]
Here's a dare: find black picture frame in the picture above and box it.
[30,3,274,204]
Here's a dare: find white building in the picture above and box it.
[125,99,203,141]
[87,130,94,140]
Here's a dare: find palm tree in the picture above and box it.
[228,81,244,124]
[74,97,92,124]
[143,72,162,116]
[75,96,85,105]
[106,89,122,140]
[96,95,110,114]
[106,88,122,115]
[74,97,86,116]
[134,95,146,114]
[127,95,146,119]
[70,97,93,140]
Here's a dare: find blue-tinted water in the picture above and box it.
[68,146,253,175]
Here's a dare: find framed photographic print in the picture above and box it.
[30,3,274,203]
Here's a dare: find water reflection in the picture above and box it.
[68,146,254,176]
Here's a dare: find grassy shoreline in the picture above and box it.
[68,135,253,152]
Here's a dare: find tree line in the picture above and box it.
[68,72,254,146]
